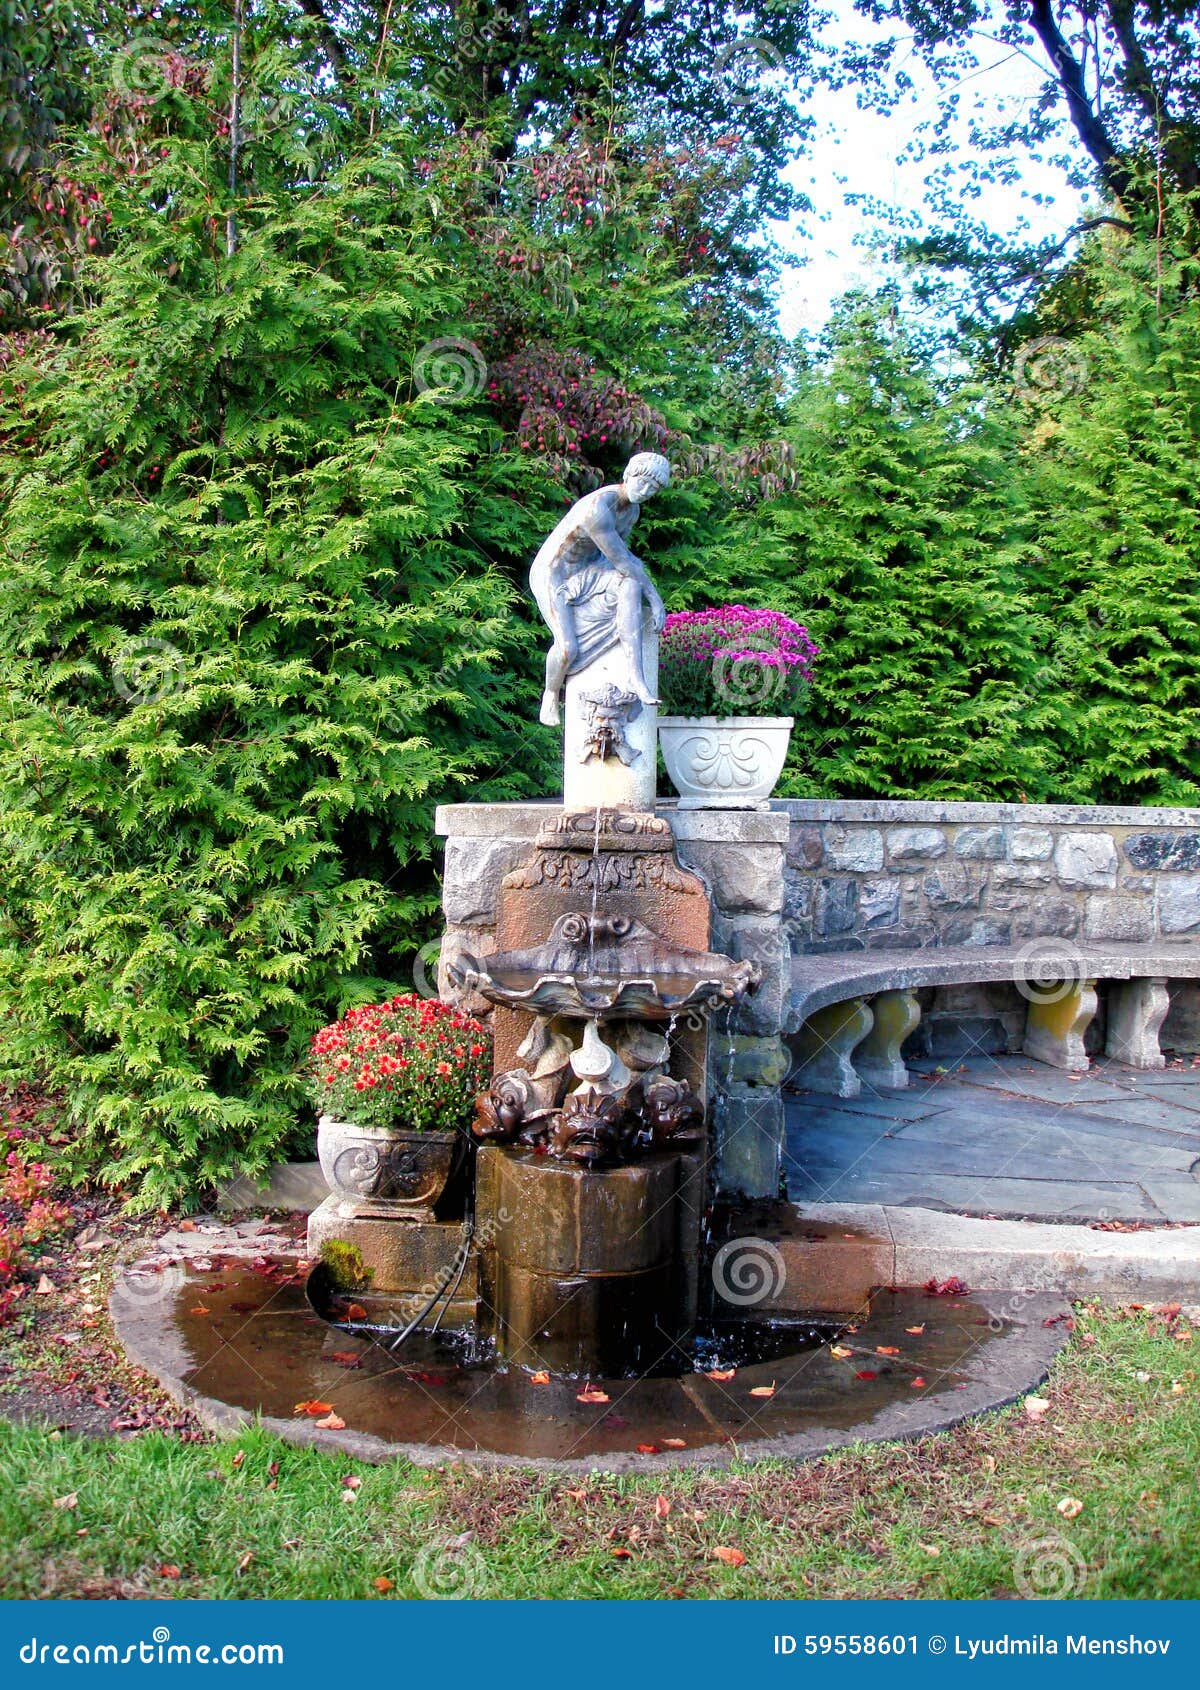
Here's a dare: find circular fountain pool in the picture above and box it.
[111,1248,1071,1471]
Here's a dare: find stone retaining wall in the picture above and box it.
[778,800,1200,955]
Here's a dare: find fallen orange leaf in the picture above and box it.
[315,1412,346,1430]
[830,1344,853,1358]
[636,1443,660,1454]
[293,1400,334,1417]
[712,1546,746,1567]
[373,1576,394,1593]
[705,1368,736,1382]
[529,1371,550,1385]
[345,1303,368,1321]
[330,1352,362,1368]
[611,1547,633,1560]
[158,1565,181,1579]
[190,1305,211,1316]
[576,1388,610,1404]
[906,1324,926,1335]
[876,1345,901,1356]
[654,1495,671,1519]
[662,1437,687,1449]
[911,1376,927,1388]
[749,1383,776,1398]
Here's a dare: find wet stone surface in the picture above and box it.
[785,1053,1200,1223]
[111,1254,1070,1470]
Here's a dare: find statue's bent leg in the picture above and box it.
[615,576,658,706]
[541,634,575,727]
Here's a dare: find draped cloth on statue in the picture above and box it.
[532,561,622,675]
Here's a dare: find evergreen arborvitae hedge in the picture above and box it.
[1021,234,1200,804]
[0,142,538,1207]
[764,305,1056,800]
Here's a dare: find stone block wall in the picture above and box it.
[778,800,1200,955]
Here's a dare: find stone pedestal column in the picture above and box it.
[562,610,658,811]
[669,808,791,1201]
[475,1145,696,1376]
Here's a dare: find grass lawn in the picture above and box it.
[1,1303,1197,1600]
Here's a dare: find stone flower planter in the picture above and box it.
[658,716,794,810]
[316,1117,462,1219]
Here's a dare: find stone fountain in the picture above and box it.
[449,808,760,1374]
[309,453,784,1376]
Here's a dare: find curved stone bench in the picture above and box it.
[787,942,1200,1097]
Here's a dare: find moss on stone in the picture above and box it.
[319,1239,372,1290]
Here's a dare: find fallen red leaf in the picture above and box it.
[293,1400,334,1417]
[373,1575,394,1593]
[345,1303,368,1322]
[911,1376,927,1388]
[855,1370,878,1381]
[635,1443,660,1454]
[329,1352,362,1369]
[158,1565,181,1580]
[611,1547,633,1560]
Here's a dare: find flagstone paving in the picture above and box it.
[784,1054,1200,1223]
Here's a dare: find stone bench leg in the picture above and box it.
[1022,978,1098,1071]
[789,998,873,1098]
[854,989,921,1090]
[1106,977,1169,1070]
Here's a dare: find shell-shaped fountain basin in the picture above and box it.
[448,912,760,1021]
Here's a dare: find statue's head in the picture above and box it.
[622,452,670,503]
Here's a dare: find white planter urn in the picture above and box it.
[658,716,794,809]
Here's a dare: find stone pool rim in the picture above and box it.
[109,1250,1072,1474]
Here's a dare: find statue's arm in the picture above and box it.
[588,506,666,633]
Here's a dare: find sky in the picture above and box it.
[763,3,1091,334]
